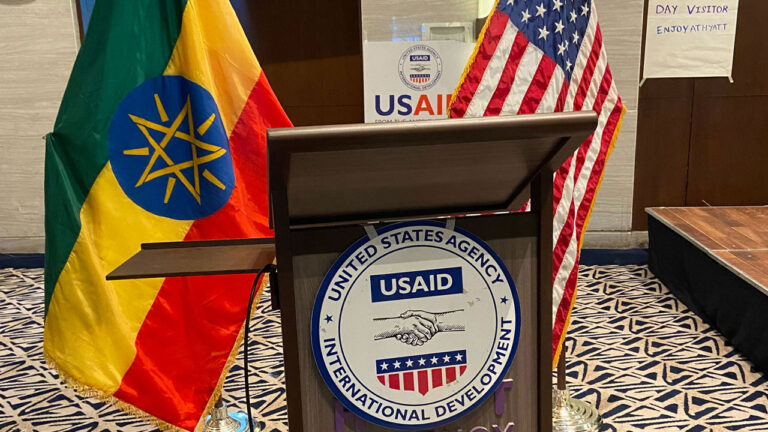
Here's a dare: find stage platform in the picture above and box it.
[647,206,768,375]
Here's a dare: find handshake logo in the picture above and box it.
[373,309,465,346]
[370,267,466,346]
[370,268,468,395]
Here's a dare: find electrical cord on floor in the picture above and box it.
[244,263,276,432]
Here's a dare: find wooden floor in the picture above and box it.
[647,206,768,294]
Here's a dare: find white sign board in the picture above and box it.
[643,0,739,81]
[363,41,475,123]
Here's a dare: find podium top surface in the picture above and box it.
[106,238,275,280]
[267,112,597,228]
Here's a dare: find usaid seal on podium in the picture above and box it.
[311,220,521,430]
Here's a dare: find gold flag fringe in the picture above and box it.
[43,274,271,432]
[43,348,184,432]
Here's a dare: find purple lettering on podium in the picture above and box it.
[494,379,514,415]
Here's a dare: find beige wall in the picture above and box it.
[0,0,78,253]
[586,0,644,245]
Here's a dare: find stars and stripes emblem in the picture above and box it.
[376,350,467,396]
[449,0,625,366]
[409,73,431,84]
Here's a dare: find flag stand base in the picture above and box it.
[552,350,602,432]
[201,398,263,432]
[552,386,602,432]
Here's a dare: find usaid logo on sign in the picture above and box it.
[398,45,443,91]
[311,221,521,429]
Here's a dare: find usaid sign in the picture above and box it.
[311,220,521,429]
[363,41,475,123]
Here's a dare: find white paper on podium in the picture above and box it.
[642,0,739,82]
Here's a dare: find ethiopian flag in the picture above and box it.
[43,1,291,430]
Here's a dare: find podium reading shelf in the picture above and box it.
[108,112,598,432]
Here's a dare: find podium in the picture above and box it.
[109,112,597,432]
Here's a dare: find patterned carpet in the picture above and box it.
[1,265,766,431]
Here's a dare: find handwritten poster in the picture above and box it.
[643,0,739,81]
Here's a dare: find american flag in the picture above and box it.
[376,350,467,396]
[449,0,624,366]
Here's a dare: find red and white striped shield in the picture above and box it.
[376,350,467,396]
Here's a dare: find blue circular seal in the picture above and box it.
[398,44,443,91]
[108,75,234,220]
[311,220,521,430]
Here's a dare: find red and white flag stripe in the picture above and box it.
[449,1,625,367]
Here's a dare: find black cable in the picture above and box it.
[244,263,275,432]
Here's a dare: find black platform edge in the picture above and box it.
[648,215,768,376]
[0,253,44,269]
[580,248,648,266]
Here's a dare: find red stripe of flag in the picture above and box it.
[572,27,603,111]
[552,200,577,281]
[450,10,509,118]
[590,67,614,115]
[553,258,580,355]
[575,101,623,238]
[554,102,623,357]
[553,155,574,214]
[555,67,613,228]
[553,70,614,249]
[554,99,623,358]
[551,79,574,212]
[483,31,529,116]
[517,55,558,115]
[554,79,569,113]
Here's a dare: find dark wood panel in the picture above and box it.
[236,0,360,63]
[687,96,768,206]
[694,0,768,98]
[236,0,363,126]
[261,55,363,108]
[639,78,695,99]
[634,0,768,230]
[287,215,543,432]
[632,95,693,230]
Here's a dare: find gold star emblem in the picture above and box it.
[121,93,227,204]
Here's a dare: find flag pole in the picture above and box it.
[552,345,603,431]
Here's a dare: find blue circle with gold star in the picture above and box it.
[108,75,234,220]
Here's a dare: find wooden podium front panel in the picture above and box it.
[280,213,543,432]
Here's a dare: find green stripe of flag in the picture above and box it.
[44,0,188,315]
